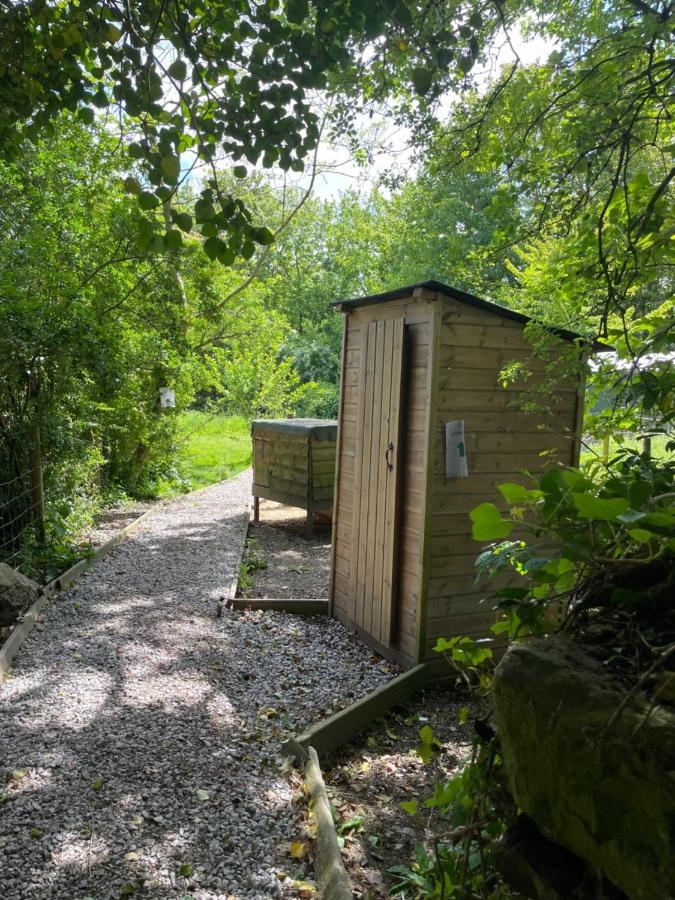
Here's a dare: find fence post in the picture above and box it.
[602,436,610,462]
[29,421,45,545]
[642,435,652,459]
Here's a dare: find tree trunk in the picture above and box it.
[128,443,150,492]
[29,421,45,545]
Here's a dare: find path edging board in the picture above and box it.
[305,746,352,900]
[285,663,431,761]
[228,598,329,615]
[223,501,251,606]
[0,507,154,680]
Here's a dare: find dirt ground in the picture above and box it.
[320,684,472,898]
[241,500,331,598]
[238,500,473,898]
[83,500,155,548]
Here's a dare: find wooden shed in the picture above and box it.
[329,281,587,669]
[252,419,337,537]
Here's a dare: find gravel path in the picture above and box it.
[0,471,394,899]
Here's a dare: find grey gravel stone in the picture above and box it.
[0,470,394,898]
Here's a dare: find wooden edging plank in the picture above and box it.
[0,507,154,680]
[285,663,430,761]
[225,504,251,605]
[228,598,329,615]
[305,746,352,900]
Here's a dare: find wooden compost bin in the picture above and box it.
[329,280,590,670]
[251,419,337,537]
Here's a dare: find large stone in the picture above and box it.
[493,636,675,900]
[0,563,39,627]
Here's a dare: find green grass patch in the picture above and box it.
[178,411,251,490]
[581,433,673,466]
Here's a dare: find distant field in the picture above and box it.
[178,412,251,490]
[581,433,673,465]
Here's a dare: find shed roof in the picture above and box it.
[252,418,337,441]
[333,280,603,348]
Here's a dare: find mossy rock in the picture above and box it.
[493,636,675,900]
[0,563,39,627]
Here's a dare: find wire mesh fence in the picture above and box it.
[0,472,40,567]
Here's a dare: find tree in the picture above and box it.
[434,4,673,315]
[0,117,309,572]
[0,0,496,263]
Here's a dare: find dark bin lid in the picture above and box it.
[252,418,338,441]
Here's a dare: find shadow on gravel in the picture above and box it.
[0,502,312,899]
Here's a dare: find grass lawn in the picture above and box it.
[581,432,673,466]
[177,411,251,490]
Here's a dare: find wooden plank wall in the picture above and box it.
[422,292,582,659]
[310,440,336,504]
[254,430,336,510]
[331,296,434,668]
[252,430,311,506]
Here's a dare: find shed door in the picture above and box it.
[350,318,405,647]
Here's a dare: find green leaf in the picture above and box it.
[286,0,309,24]
[572,493,630,521]
[168,59,187,82]
[411,67,433,95]
[469,502,513,540]
[338,814,365,834]
[628,528,653,544]
[165,229,183,250]
[138,191,160,210]
[91,777,103,791]
[124,176,141,195]
[195,198,216,222]
[400,800,418,815]
[160,155,181,179]
[204,237,226,260]
[415,724,441,764]
[433,636,459,653]
[498,482,539,505]
[253,226,274,245]
[179,862,193,877]
[218,246,235,266]
[173,211,193,233]
[195,788,210,801]
[639,512,675,537]
[127,142,145,160]
[233,165,247,178]
[78,106,95,125]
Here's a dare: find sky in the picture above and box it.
[306,25,556,199]
[177,22,556,205]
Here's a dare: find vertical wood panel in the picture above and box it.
[349,324,370,622]
[370,320,390,642]
[363,320,385,637]
[348,316,406,649]
[354,321,377,629]
[380,318,405,647]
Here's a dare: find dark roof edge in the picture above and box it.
[332,280,608,351]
